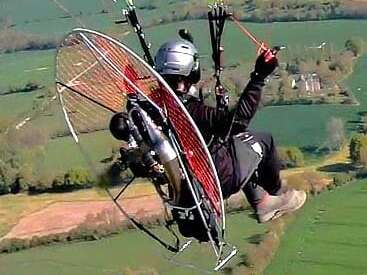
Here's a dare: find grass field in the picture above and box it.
[0,50,55,89]
[2,0,367,37]
[0,209,268,275]
[2,175,357,275]
[0,92,39,120]
[0,0,200,38]
[0,0,110,36]
[0,181,155,238]
[265,180,367,275]
[40,130,120,173]
[0,189,108,237]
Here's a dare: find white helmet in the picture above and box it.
[155,39,200,84]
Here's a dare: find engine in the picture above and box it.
[109,97,183,205]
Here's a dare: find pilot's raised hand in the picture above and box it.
[253,48,279,80]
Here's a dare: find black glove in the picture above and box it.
[253,48,279,80]
[215,85,229,111]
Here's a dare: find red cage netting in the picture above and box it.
[56,29,223,224]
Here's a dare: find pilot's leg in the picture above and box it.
[241,132,306,223]
[250,131,282,195]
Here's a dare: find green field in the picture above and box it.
[265,180,367,275]
[2,181,366,275]
[0,210,267,275]
[41,130,120,173]
[0,92,39,120]
[0,0,111,36]
[0,0,204,37]
[0,50,55,89]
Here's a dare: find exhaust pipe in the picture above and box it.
[130,107,182,204]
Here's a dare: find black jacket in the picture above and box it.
[184,72,265,196]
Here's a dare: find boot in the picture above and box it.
[256,189,307,223]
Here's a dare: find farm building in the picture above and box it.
[291,73,321,94]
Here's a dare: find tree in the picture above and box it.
[345,39,362,57]
[350,134,367,165]
[359,145,367,166]
[360,114,367,133]
[0,142,21,194]
[64,168,94,189]
[0,162,11,194]
[278,146,305,168]
[326,117,345,151]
